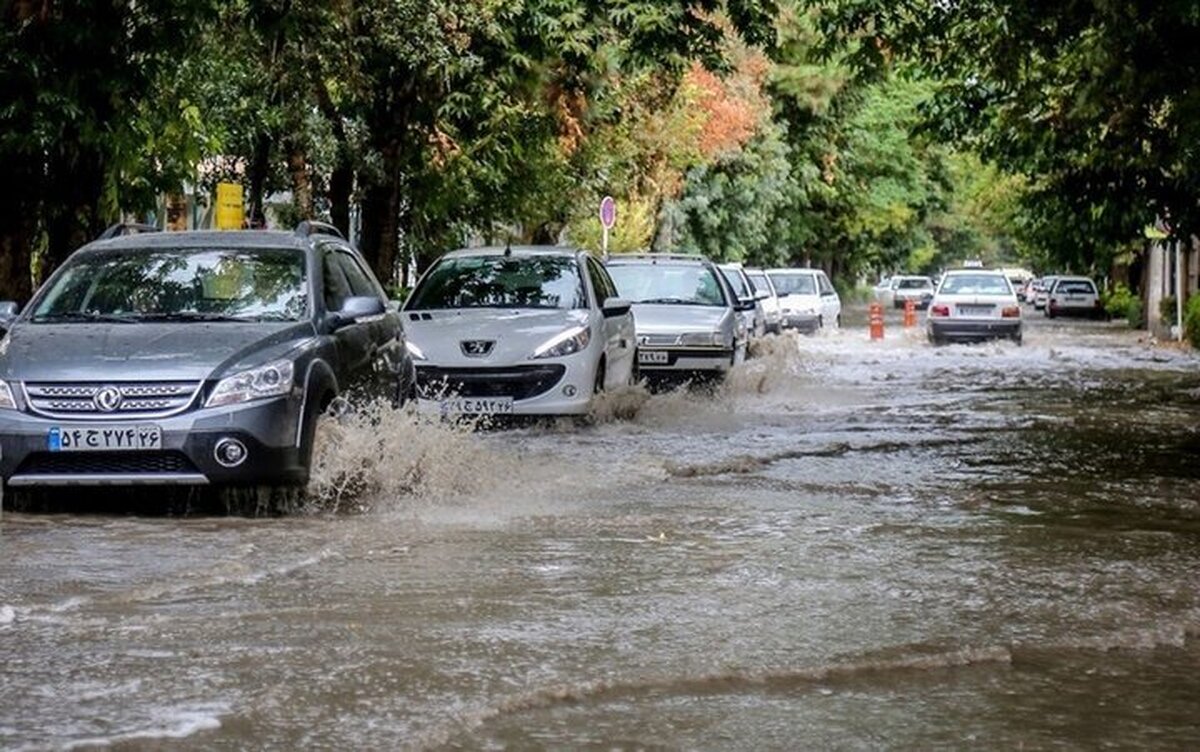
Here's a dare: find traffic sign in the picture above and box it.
[600,196,616,230]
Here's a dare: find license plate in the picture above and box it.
[1066,296,1084,302]
[48,425,163,452]
[958,305,994,316]
[439,397,514,416]
[638,350,670,365]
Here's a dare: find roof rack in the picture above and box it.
[98,223,161,240]
[607,252,707,262]
[295,220,345,240]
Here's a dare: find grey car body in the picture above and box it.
[605,254,749,377]
[0,223,413,493]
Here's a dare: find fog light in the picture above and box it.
[563,385,578,397]
[214,437,248,468]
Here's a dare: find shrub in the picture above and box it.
[1125,298,1144,328]
[1159,296,1178,326]
[1185,294,1200,349]
[1102,283,1137,323]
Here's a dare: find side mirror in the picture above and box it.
[0,301,19,332]
[735,297,757,312]
[602,297,632,318]
[328,296,385,331]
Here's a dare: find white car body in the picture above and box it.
[745,268,783,334]
[403,247,636,416]
[890,275,935,309]
[927,269,1023,345]
[766,268,842,332]
[1045,276,1103,318]
[1032,276,1058,310]
[718,263,768,339]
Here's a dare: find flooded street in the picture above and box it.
[3,308,1200,750]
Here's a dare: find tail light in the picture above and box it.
[930,304,950,317]
[1002,306,1020,318]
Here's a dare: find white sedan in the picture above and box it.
[403,246,636,416]
[927,269,1023,345]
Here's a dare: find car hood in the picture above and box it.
[404,308,591,365]
[628,304,729,334]
[0,321,314,382]
[777,293,822,309]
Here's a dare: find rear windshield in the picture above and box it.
[1055,280,1097,294]
[939,274,1012,295]
[768,273,817,296]
[31,248,308,322]
[897,278,932,290]
[607,263,727,307]
[407,255,585,310]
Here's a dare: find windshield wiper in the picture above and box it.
[130,312,269,323]
[31,312,140,324]
[638,297,698,305]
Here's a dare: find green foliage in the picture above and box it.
[1185,295,1200,349]
[1103,283,1141,327]
[1159,296,1179,327]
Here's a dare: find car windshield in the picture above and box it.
[31,248,308,322]
[939,274,1012,295]
[768,273,817,296]
[407,255,585,310]
[897,278,933,290]
[1056,280,1097,294]
[607,263,727,306]
[720,268,750,297]
[746,273,772,295]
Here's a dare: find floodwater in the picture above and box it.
[3,308,1200,750]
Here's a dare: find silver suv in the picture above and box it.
[0,222,414,503]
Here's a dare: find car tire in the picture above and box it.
[593,358,606,394]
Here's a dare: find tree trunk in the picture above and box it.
[329,164,353,239]
[247,133,273,227]
[286,140,313,220]
[358,142,403,287]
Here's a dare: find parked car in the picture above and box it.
[766,268,842,332]
[0,221,414,500]
[890,276,936,309]
[605,253,748,379]
[744,268,783,334]
[402,246,635,416]
[874,277,898,308]
[927,269,1022,345]
[1045,276,1103,319]
[718,262,769,339]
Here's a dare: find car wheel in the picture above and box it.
[817,316,824,329]
[1012,333,1023,346]
[593,358,607,394]
[835,314,842,329]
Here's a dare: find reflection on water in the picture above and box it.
[2,313,1199,749]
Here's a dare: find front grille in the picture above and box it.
[639,333,682,346]
[16,451,198,476]
[23,381,201,419]
[416,365,567,401]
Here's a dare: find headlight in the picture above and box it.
[206,360,294,408]
[405,340,426,361]
[0,380,16,410]
[680,332,721,347]
[532,326,591,359]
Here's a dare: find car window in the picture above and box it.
[817,273,836,295]
[939,274,1012,295]
[606,263,727,307]
[323,251,354,312]
[31,247,309,322]
[585,257,618,305]
[746,273,773,295]
[768,273,817,296]
[1056,280,1097,294]
[407,255,586,310]
[897,277,932,290]
[720,267,750,298]
[334,250,382,300]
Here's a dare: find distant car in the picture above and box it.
[1045,276,1103,319]
[0,221,414,499]
[606,253,749,379]
[1032,276,1058,310]
[718,262,768,339]
[874,277,898,308]
[403,246,636,416]
[890,276,935,309]
[927,269,1022,345]
[744,268,783,334]
[766,268,842,332]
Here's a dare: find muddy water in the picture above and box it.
[3,310,1200,750]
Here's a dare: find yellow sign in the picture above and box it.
[214,182,244,230]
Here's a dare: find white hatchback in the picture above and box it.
[1045,276,1103,319]
[766,268,842,332]
[403,247,636,416]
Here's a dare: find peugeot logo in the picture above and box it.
[93,386,124,412]
[460,340,495,357]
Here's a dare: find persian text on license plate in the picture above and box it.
[49,425,163,452]
[439,397,514,416]
[957,305,995,316]
[638,350,670,365]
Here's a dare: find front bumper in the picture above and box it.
[780,312,820,333]
[0,396,306,488]
[413,359,594,416]
[928,319,1022,342]
[637,347,734,375]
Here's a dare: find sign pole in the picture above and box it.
[599,195,616,257]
